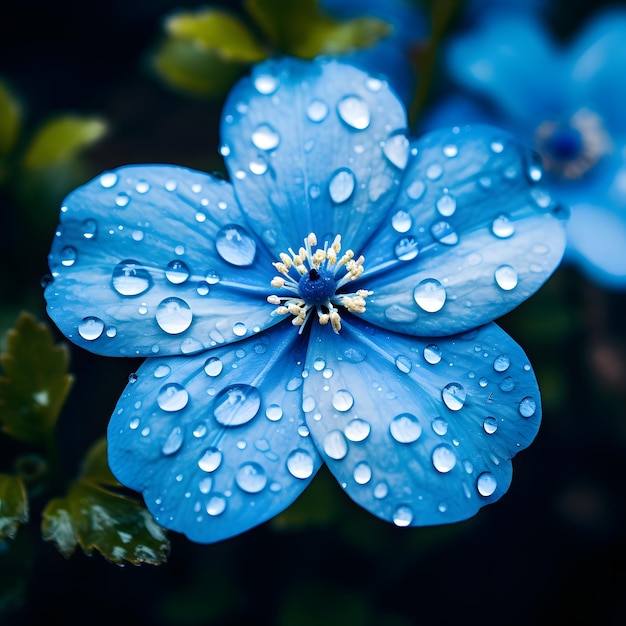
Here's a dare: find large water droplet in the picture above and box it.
[198,448,222,472]
[344,419,370,442]
[112,260,152,296]
[155,298,193,334]
[329,168,355,204]
[493,355,511,372]
[519,396,537,417]
[432,445,457,473]
[236,462,267,493]
[60,246,77,267]
[162,426,184,455]
[251,124,280,151]
[393,505,413,526]
[215,225,256,266]
[306,99,329,122]
[81,219,97,239]
[477,472,497,496]
[206,494,226,516]
[343,347,366,363]
[253,73,279,94]
[394,236,419,261]
[436,194,456,217]
[154,364,171,378]
[100,172,118,188]
[204,357,223,377]
[431,221,459,246]
[337,95,370,130]
[483,417,498,434]
[323,430,348,460]
[442,382,466,411]
[395,355,412,374]
[494,265,518,290]
[332,389,354,412]
[390,413,422,443]
[383,133,409,169]
[287,449,314,479]
[424,344,442,365]
[78,316,104,341]
[265,404,283,421]
[165,260,190,284]
[391,210,412,233]
[213,384,261,427]
[157,383,189,412]
[413,279,446,312]
[353,462,372,485]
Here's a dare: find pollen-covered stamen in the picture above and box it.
[266,232,373,333]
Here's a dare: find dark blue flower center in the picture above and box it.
[298,268,336,305]
[543,124,583,162]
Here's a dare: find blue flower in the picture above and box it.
[432,10,626,288]
[45,57,566,543]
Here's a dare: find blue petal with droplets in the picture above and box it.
[220,57,407,256]
[107,323,322,544]
[45,165,281,357]
[358,125,567,336]
[304,317,541,527]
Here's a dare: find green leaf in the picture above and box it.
[22,115,107,169]
[0,312,73,445]
[245,0,391,57]
[79,436,120,487]
[0,474,29,541]
[0,78,21,157]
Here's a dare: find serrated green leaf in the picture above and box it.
[40,497,78,558]
[0,312,73,445]
[79,437,120,487]
[23,115,106,169]
[0,474,29,541]
[0,78,21,157]
[245,0,391,57]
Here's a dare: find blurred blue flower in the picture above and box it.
[433,10,626,288]
[45,57,566,543]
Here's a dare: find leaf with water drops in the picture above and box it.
[304,317,541,527]
[360,124,567,337]
[0,78,21,158]
[0,313,73,445]
[108,322,323,543]
[220,57,407,256]
[45,165,282,357]
[0,474,29,541]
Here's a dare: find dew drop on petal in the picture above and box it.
[155,298,193,334]
[393,505,413,526]
[443,144,459,157]
[432,445,457,473]
[233,322,247,337]
[389,413,422,443]
[112,260,152,296]
[313,357,326,371]
[213,384,261,427]
[198,448,222,472]
[81,219,97,239]
[306,99,329,122]
[251,123,280,151]
[406,180,425,200]
[157,383,189,412]
[382,133,409,169]
[287,449,315,479]
[265,404,283,421]
[60,246,77,267]
[332,389,354,412]
[394,236,419,261]
[426,163,443,180]
[344,419,371,442]
[483,417,498,434]
[343,346,366,363]
[154,364,171,378]
[424,344,442,365]
[477,472,497,496]
[353,462,372,485]
[431,221,459,246]
[432,419,448,436]
[215,225,256,266]
[78,316,104,341]
[442,382,466,411]
[204,357,223,377]
[493,355,511,372]
[236,462,267,493]
[374,482,388,499]
[253,74,279,95]
[413,279,446,313]
[193,424,207,438]
[198,476,213,494]
[519,396,537,417]
[391,210,412,233]
[323,430,348,460]
[206,495,226,516]
[337,95,370,130]
[329,168,355,204]
[165,260,190,284]
[395,355,412,374]
[436,194,456,217]
[100,172,118,188]
[162,426,184,455]
[494,265,518,290]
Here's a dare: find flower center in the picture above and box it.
[267,232,372,333]
[535,108,612,179]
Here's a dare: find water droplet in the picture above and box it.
[323,430,348,460]
[198,448,222,472]
[442,382,466,411]
[81,219,97,239]
[483,417,498,434]
[426,163,443,180]
[432,419,448,435]
[337,95,370,130]
[154,364,171,378]
[329,168,355,204]
[78,316,104,341]
[491,214,515,239]
[436,194,456,217]
[332,389,354,412]
[196,281,210,296]
[477,472,497,496]
[165,260,190,284]
[443,144,458,157]
[129,418,139,430]
[233,322,247,337]
[135,180,149,193]
[128,373,138,384]
[493,355,511,372]
[525,151,543,182]
[265,404,283,421]
[432,445,457,473]
[302,396,316,412]
[216,225,256,266]
[431,221,458,245]
[343,347,366,363]
[424,344,442,365]
[344,419,370,442]
[374,482,388,499]
[251,124,280,151]
[519,396,537,417]
[353,462,372,485]
[112,260,152,296]
[60,246,77,267]
[249,158,268,175]
[406,180,425,200]
[287,449,315,479]
[490,141,504,153]
[157,383,189,412]
[391,210,412,233]
[254,73,279,94]
[206,495,226,516]
[100,172,118,188]
[306,99,329,122]
[115,192,130,208]
[393,505,413,526]
[162,426,184,455]
[213,384,261,427]
[383,132,409,169]
[193,423,207,438]
[313,357,326,371]
[390,413,422,443]
[198,476,213,494]
[494,265,518,290]
[395,355,412,374]
[155,297,193,334]
[236,462,267,493]
[413,278,446,312]
[203,357,223,377]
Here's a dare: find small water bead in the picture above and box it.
[391,210,412,233]
[395,355,412,374]
[154,364,171,378]
[426,163,443,180]
[431,221,459,245]
[406,179,426,200]
[494,265,519,290]
[393,505,413,527]
[129,418,140,430]
[134,180,149,194]
[198,448,222,472]
[213,384,261,427]
[236,463,267,493]
[343,346,366,363]
[287,449,315,479]
[196,281,210,296]
[394,237,419,261]
[206,495,226,516]
[157,383,189,412]
[478,377,488,388]
[323,430,348,460]
[477,472,497,497]
[491,214,515,239]
[251,124,280,151]
[215,225,257,267]
[233,322,247,337]
[373,482,389,499]
[390,413,422,443]
[100,172,118,188]
[128,373,138,384]
[254,73,279,94]
[353,462,372,485]
[432,445,457,473]
[337,95,370,130]
[155,298,193,334]
[112,260,152,296]
[344,419,371,442]
[81,219,97,239]
[332,389,354,412]
[442,383,466,411]
[329,168,355,204]
[78,316,104,341]
[302,396,316,412]
[165,260,190,284]
[493,355,511,372]
[424,344,442,365]
[414,279,446,313]
[204,357,223,377]
[306,99,329,122]
[443,144,459,157]
[490,141,504,154]
[105,326,117,338]
[297,425,309,437]
[432,419,448,436]
[436,194,457,217]
[115,192,130,207]
[198,477,213,494]
[265,404,283,421]
[382,133,410,169]
[313,357,326,371]
[519,396,537,417]
[161,426,184,455]
[193,424,207,438]
[483,417,498,434]
[525,151,543,182]
[60,246,77,267]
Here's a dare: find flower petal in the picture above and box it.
[45,165,280,357]
[304,317,540,527]
[358,124,567,336]
[107,323,322,544]
[221,57,407,255]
